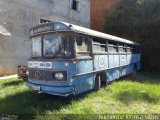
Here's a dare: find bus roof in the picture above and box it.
[30,21,139,45]
[62,22,139,45]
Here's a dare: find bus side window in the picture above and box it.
[76,34,90,56]
[127,44,131,53]
[76,35,87,52]
[133,45,137,54]
[76,35,83,46]
[119,43,125,53]
[108,41,118,53]
[92,38,106,52]
[123,44,127,53]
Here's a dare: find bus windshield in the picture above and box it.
[31,32,73,58]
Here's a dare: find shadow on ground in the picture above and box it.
[137,71,160,84]
[1,80,23,87]
[119,71,160,84]
[0,84,93,115]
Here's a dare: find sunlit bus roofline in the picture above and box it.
[62,22,140,45]
[30,21,139,45]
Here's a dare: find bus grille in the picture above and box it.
[28,69,67,81]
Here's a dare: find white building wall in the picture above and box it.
[0,0,90,75]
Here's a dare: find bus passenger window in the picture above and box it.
[119,43,125,53]
[108,47,112,52]
[92,40,101,52]
[108,41,118,53]
[101,45,106,52]
[123,44,127,53]
[127,44,131,53]
[92,39,106,52]
[113,47,118,53]
[76,35,89,52]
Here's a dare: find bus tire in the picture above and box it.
[94,74,101,91]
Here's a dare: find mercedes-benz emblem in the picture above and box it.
[35,71,41,79]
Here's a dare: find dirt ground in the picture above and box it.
[0,74,17,80]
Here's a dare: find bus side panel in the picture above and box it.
[113,55,119,67]
[74,73,94,94]
[121,64,134,76]
[132,54,140,63]
[127,54,139,65]
[106,64,135,82]
[133,54,136,63]
[127,54,132,64]
[93,54,120,82]
[106,68,120,81]
[136,54,141,71]
[93,54,120,81]
[108,54,119,68]
[74,59,94,95]
[120,54,127,66]
[136,62,141,71]
[108,55,114,68]
[126,64,134,75]
[93,55,108,70]
[136,54,140,63]
[93,54,120,70]
[137,54,141,62]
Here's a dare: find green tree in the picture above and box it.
[103,0,160,71]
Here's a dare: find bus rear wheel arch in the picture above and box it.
[94,71,107,91]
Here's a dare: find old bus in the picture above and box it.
[26,22,141,96]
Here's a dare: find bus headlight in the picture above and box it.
[55,73,64,80]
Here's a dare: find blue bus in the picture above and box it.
[26,22,141,96]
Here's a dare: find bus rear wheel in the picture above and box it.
[94,74,101,91]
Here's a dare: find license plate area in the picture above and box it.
[32,85,40,91]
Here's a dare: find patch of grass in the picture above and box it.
[0,72,160,119]
[0,78,73,115]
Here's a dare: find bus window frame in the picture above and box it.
[91,37,108,54]
[108,40,118,53]
[75,33,92,57]
[118,42,127,54]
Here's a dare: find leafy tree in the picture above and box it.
[103,0,160,71]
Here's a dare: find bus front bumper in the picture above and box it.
[26,82,75,97]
